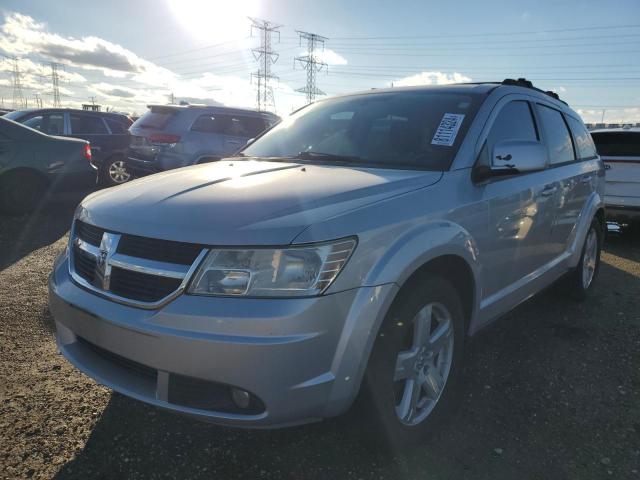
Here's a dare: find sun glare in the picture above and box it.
[167,0,259,42]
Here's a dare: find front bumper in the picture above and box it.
[49,252,397,428]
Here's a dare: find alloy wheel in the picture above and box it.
[393,302,454,426]
[582,228,598,289]
[108,160,131,184]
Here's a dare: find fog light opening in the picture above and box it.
[231,387,251,409]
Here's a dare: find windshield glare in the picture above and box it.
[243,91,483,170]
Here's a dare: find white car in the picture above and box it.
[591,128,640,226]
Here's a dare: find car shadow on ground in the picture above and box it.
[0,187,95,272]
[605,223,640,263]
[52,242,640,480]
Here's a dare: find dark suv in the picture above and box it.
[127,105,279,175]
[5,108,133,187]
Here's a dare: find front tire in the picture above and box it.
[358,274,465,448]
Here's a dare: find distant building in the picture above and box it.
[82,104,102,112]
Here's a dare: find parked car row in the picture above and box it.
[49,79,609,446]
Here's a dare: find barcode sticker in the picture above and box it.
[431,113,465,146]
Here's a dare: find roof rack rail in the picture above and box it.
[501,78,567,105]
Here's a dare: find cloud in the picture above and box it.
[0,11,313,115]
[314,49,348,66]
[577,108,640,124]
[0,12,172,78]
[394,71,472,87]
[521,11,531,21]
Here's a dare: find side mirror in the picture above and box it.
[491,140,548,173]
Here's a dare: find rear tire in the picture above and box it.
[356,274,465,449]
[0,170,48,215]
[99,156,131,187]
[564,217,603,301]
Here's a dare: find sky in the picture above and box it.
[0,0,639,123]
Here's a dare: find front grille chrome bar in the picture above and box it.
[69,223,209,309]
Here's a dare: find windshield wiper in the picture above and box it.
[295,151,366,163]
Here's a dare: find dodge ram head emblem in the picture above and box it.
[95,232,119,290]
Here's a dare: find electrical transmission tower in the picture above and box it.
[9,56,25,109]
[33,92,43,108]
[249,18,281,112]
[294,31,328,104]
[50,62,62,107]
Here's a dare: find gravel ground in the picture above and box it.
[1,189,639,480]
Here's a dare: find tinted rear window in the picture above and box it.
[536,105,575,165]
[70,114,108,135]
[566,116,597,160]
[133,108,177,129]
[591,131,640,157]
[191,115,223,134]
[105,118,129,134]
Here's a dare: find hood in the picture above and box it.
[79,159,442,245]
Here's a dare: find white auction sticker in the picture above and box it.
[431,113,465,146]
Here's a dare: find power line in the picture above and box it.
[294,31,328,104]
[147,38,247,61]
[327,23,640,40]
[249,18,282,112]
[327,32,640,47]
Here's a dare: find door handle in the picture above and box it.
[580,175,593,184]
[540,186,557,197]
[604,164,611,170]
[495,154,512,161]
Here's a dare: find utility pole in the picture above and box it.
[50,62,62,107]
[601,109,606,124]
[89,96,97,107]
[9,56,25,109]
[33,92,43,108]
[249,17,281,112]
[294,31,328,104]
[168,92,175,104]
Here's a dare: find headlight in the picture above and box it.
[188,238,356,297]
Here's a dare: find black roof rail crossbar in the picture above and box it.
[501,78,567,105]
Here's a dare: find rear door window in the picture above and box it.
[566,116,597,160]
[45,114,65,136]
[191,115,224,134]
[22,115,43,131]
[536,105,576,165]
[591,131,640,157]
[105,118,129,134]
[218,115,266,137]
[70,114,109,135]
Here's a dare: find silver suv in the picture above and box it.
[126,104,280,176]
[49,79,605,445]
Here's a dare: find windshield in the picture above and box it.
[243,91,483,170]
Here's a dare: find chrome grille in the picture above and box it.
[70,220,208,308]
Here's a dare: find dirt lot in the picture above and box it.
[1,189,639,480]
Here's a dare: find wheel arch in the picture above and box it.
[396,254,476,335]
